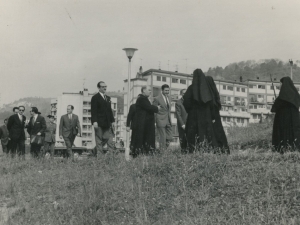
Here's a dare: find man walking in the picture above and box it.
[91,81,115,156]
[27,107,47,158]
[7,106,27,158]
[175,89,188,153]
[59,105,81,158]
[153,84,173,149]
[0,119,10,155]
[44,115,56,157]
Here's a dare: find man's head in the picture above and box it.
[4,119,8,126]
[30,107,39,116]
[97,81,107,94]
[161,84,170,96]
[67,105,74,114]
[18,106,25,115]
[180,89,186,97]
[47,115,55,123]
[13,107,19,114]
[141,86,152,97]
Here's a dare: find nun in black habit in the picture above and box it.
[206,76,230,154]
[271,76,300,153]
[183,69,217,152]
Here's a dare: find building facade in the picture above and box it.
[51,88,117,148]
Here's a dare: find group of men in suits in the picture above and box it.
[126,84,188,154]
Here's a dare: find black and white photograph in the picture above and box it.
[0,0,300,224]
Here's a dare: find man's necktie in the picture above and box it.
[104,95,107,101]
[166,96,169,109]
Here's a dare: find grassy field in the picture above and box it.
[1,124,300,225]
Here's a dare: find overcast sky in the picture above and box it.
[1,0,300,104]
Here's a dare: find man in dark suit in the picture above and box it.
[0,119,10,154]
[44,115,56,157]
[7,106,27,158]
[27,107,47,158]
[153,84,173,149]
[59,105,81,158]
[126,104,136,132]
[175,89,188,153]
[91,81,115,156]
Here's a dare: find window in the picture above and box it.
[220,96,226,104]
[227,96,231,101]
[162,77,167,82]
[172,78,178,83]
[180,79,186,84]
[241,88,246,92]
[235,97,241,106]
[254,105,257,109]
[249,105,254,109]
[253,114,258,119]
[249,85,254,89]
[153,87,160,97]
[226,117,231,122]
[227,86,233,91]
[270,85,274,90]
[241,118,245,123]
[258,85,265,89]
[236,87,240,92]
[276,86,280,90]
[237,118,241,123]
[157,76,161,81]
[223,85,226,90]
[222,117,226,122]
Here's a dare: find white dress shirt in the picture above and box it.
[99,92,106,100]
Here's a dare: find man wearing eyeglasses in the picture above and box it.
[7,106,27,158]
[91,81,115,156]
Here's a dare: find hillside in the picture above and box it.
[205,59,300,82]
[0,97,52,125]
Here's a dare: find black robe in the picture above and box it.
[271,77,300,153]
[183,69,217,152]
[206,76,230,154]
[131,94,158,157]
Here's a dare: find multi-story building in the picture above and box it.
[246,78,300,123]
[123,69,251,146]
[50,99,57,119]
[53,88,117,148]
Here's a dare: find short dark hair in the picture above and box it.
[4,119,8,123]
[141,86,147,93]
[19,106,25,110]
[97,81,105,88]
[180,89,186,95]
[13,107,18,112]
[161,84,169,90]
[68,105,74,110]
[31,107,39,114]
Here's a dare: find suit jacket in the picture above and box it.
[27,115,47,136]
[59,114,81,138]
[126,104,136,129]
[175,98,188,128]
[0,125,9,145]
[91,92,115,128]
[153,93,172,128]
[44,122,56,142]
[7,114,26,141]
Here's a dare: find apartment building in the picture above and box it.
[123,69,251,146]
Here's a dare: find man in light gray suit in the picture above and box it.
[176,89,188,153]
[153,84,173,149]
[59,105,81,158]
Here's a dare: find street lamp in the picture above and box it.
[123,48,138,160]
[289,59,293,80]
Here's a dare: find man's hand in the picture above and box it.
[59,135,63,139]
[77,133,81,137]
[157,105,162,110]
[37,132,41,136]
[182,125,185,130]
[93,122,98,128]
[126,127,130,132]
[212,120,216,123]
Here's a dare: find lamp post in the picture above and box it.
[289,59,293,80]
[123,48,138,160]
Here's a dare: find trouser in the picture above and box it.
[44,142,55,157]
[178,126,187,153]
[156,123,173,149]
[10,139,25,158]
[94,126,114,156]
[63,134,76,158]
[1,144,8,154]
[31,143,43,158]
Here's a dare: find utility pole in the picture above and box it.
[289,59,293,80]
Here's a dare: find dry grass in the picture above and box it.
[0,144,300,224]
